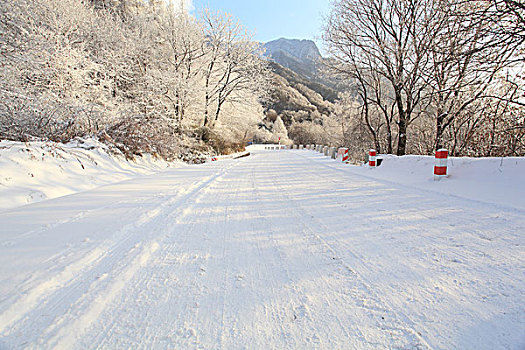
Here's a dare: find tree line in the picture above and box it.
[0,0,270,160]
[324,0,525,157]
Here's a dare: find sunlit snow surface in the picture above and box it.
[0,147,524,349]
[0,139,181,211]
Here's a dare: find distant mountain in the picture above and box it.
[261,38,340,132]
[262,38,341,101]
[263,38,322,62]
[263,38,322,79]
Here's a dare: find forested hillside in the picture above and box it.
[323,0,525,159]
[262,2,524,160]
[1,0,523,162]
[0,0,272,161]
[261,38,343,146]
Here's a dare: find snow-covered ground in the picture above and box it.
[342,153,525,212]
[0,139,181,210]
[0,147,524,349]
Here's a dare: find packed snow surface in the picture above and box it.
[0,139,181,210]
[0,147,524,349]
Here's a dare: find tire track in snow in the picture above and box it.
[272,154,437,347]
[247,169,308,349]
[217,175,241,349]
[177,169,238,349]
[241,152,427,348]
[0,164,234,348]
[0,245,106,332]
[1,175,203,329]
[214,166,311,348]
[246,168,323,349]
[257,172,401,348]
[273,151,524,348]
[83,166,230,349]
[42,165,234,349]
[247,167,296,348]
[48,240,160,349]
[0,178,203,317]
[213,158,355,348]
[271,174,432,349]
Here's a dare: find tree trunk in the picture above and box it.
[203,90,210,127]
[214,93,223,123]
[435,112,446,151]
[395,88,408,156]
[397,118,407,156]
[385,111,393,154]
[362,101,381,153]
[203,60,215,128]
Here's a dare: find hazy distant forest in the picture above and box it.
[1,0,524,161]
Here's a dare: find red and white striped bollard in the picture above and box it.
[342,148,349,163]
[434,149,448,180]
[337,147,349,162]
[369,149,377,167]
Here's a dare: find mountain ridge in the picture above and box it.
[263,38,322,63]
[262,38,341,97]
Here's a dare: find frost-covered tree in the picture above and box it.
[272,116,289,143]
[201,10,270,128]
[0,0,270,159]
[421,1,522,151]
[324,0,438,156]
[323,0,524,157]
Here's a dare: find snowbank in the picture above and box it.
[210,150,251,161]
[2,140,523,213]
[0,139,182,211]
[341,154,525,211]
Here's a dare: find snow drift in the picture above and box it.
[1,141,524,213]
[0,139,181,211]
[345,154,525,212]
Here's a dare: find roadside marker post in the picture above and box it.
[369,149,377,167]
[434,149,448,180]
[337,148,349,163]
[330,147,337,159]
[343,149,349,162]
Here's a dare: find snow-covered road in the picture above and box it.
[1,150,524,349]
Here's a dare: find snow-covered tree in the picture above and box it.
[272,116,289,143]
[323,0,525,157]
[201,9,270,128]
[0,0,271,159]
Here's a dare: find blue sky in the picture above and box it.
[191,0,331,48]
